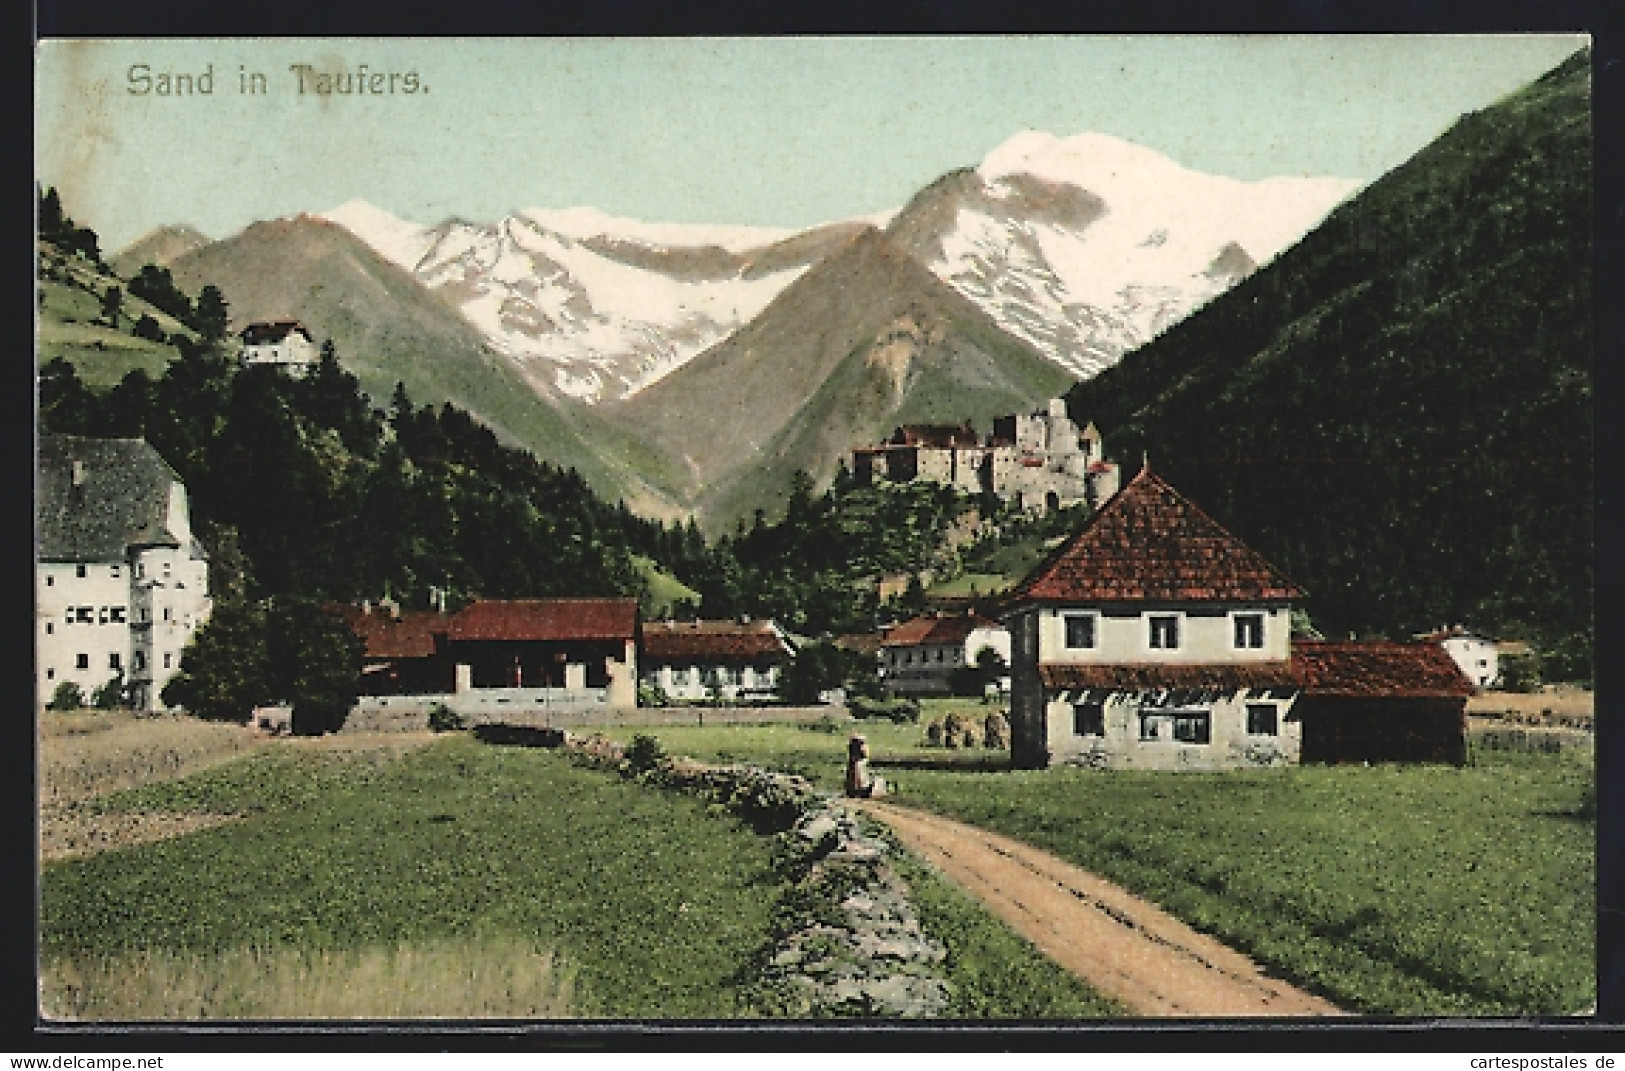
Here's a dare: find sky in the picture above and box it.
[36,35,1588,253]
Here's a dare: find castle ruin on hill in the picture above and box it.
[851,398,1121,512]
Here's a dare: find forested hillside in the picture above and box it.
[1066,50,1592,673]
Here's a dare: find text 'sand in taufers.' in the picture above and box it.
[127,63,428,96]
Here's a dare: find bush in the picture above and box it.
[427,703,464,733]
[848,694,919,723]
[48,681,84,712]
[925,719,944,746]
[626,733,666,775]
[638,683,670,708]
[91,676,125,711]
[131,314,165,342]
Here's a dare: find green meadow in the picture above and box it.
[646,718,1596,1016]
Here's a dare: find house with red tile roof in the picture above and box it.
[880,611,1011,696]
[440,598,640,709]
[640,619,794,702]
[1290,641,1473,764]
[325,602,453,696]
[1002,463,1470,769]
[331,597,642,714]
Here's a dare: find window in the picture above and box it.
[1247,703,1278,736]
[162,607,172,622]
[45,622,53,635]
[75,653,89,669]
[1233,613,1265,649]
[1173,711,1211,745]
[75,564,87,579]
[45,575,53,587]
[1148,615,1180,649]
[163,561,172,578]
[75,607,94,624]
[46,668,55,680]
[98,606,109,625]
[135,563,144,579]
[1064,614,1097,649]
[110,565,120,578]
[109,652,121,670]
[163,653,172,669]
[109,607,126,624]
[1139,713,1166,741]
[135,651,146,670]
[935,649,945,663]
[1073,702,1105,737]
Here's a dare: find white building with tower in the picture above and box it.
[36,436,212,711]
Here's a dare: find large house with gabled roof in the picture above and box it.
[1002,462,1302,769]
[36,436,212,711]
[1001,462,1471,769]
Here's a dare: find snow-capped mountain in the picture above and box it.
[323,132,1357,398]
[893,131,1361,378]
[322,199,819,403]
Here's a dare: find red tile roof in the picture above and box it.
[891,423,979,448]
[835,632,885,656]
[325,605,449,659]
[445,598,638,642]
[1290,641,1474,698]
[883,613,1004,648]
[1008,465,1301,604]
[1039,662,1296,691]
[643,620,792,662]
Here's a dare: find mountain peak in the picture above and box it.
[979,130,1184,189]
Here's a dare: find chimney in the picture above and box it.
[71,460,85,487]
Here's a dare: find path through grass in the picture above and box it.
[641,722,1594,1016]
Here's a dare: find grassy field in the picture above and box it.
[43,936,574,1021]
[42,736,784,1019]
[37,257,197,388]
[633,720,1596,1017]
[40,729,1118,1020]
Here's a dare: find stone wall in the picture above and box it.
[558,737,953,1017]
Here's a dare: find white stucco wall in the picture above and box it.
[37,561,131,704]
[642,663,779,701]
[1036,604,1291,665]
[1044,688,1303,770]
[1441,635,1497,688]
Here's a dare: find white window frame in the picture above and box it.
[1230,610,1266,650]
[1145,612,1185,652]
[1062,612,1099,650]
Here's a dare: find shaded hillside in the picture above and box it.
[165,216,676,511]
[611,226,1074,532]
[1065,50,1592,660]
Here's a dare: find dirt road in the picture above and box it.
[852,799,1343,1017]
